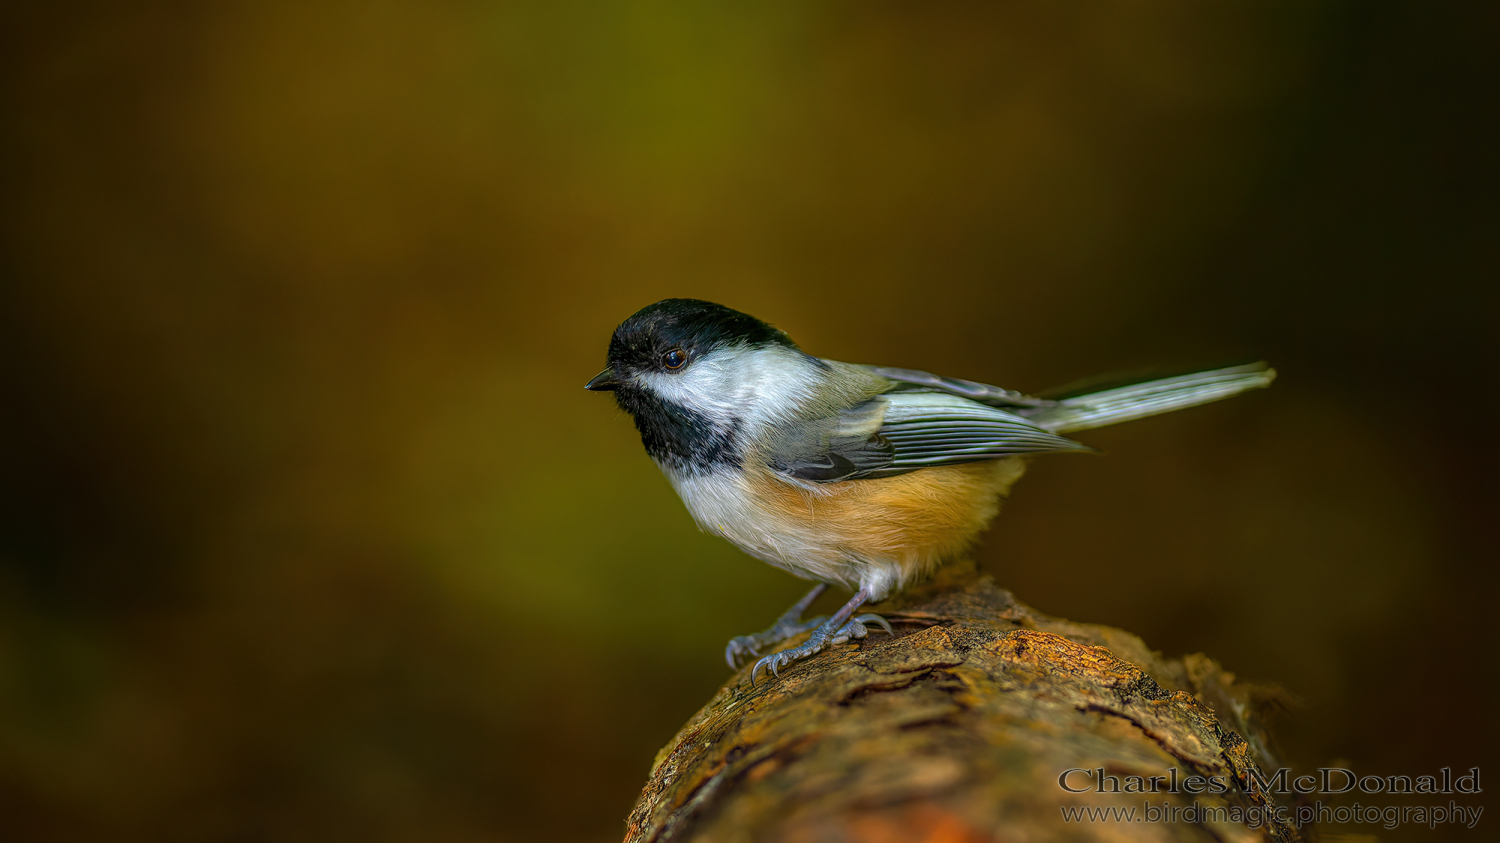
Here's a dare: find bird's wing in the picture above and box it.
[769,392,1091,483]
[862,365,1057,409]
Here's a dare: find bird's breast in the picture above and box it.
[662,457,1028,594]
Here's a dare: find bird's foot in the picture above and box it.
[749,613,892,685]
[725,615,827,669]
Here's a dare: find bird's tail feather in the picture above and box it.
[1027,363,1275,434]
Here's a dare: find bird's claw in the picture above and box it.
[749,647,806,685]
[747,612,893,685]
[724,637,760,668]
[724,615,827,669]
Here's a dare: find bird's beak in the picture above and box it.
[585,367,620,391]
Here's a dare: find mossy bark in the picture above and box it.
[625,563,1299,843]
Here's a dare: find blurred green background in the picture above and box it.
[1,2,1494,841]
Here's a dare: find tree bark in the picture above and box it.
[625,562,1300,843]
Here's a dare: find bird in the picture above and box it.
[585,298,1273,683]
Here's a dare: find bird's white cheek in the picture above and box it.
[639,346,824,430]
[638,361,741,418]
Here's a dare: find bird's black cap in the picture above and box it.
[603,299,797,377]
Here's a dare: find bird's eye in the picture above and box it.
[662,348,688,370]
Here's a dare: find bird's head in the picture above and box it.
[586,299,818,472]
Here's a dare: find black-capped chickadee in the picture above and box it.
[587,299,1273,682]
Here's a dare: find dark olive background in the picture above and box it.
[1,3,1494,842]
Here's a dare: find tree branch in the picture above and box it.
[625,563,1299,843]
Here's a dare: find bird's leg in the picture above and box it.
[725,583,829,669]
[750,587,893,684]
